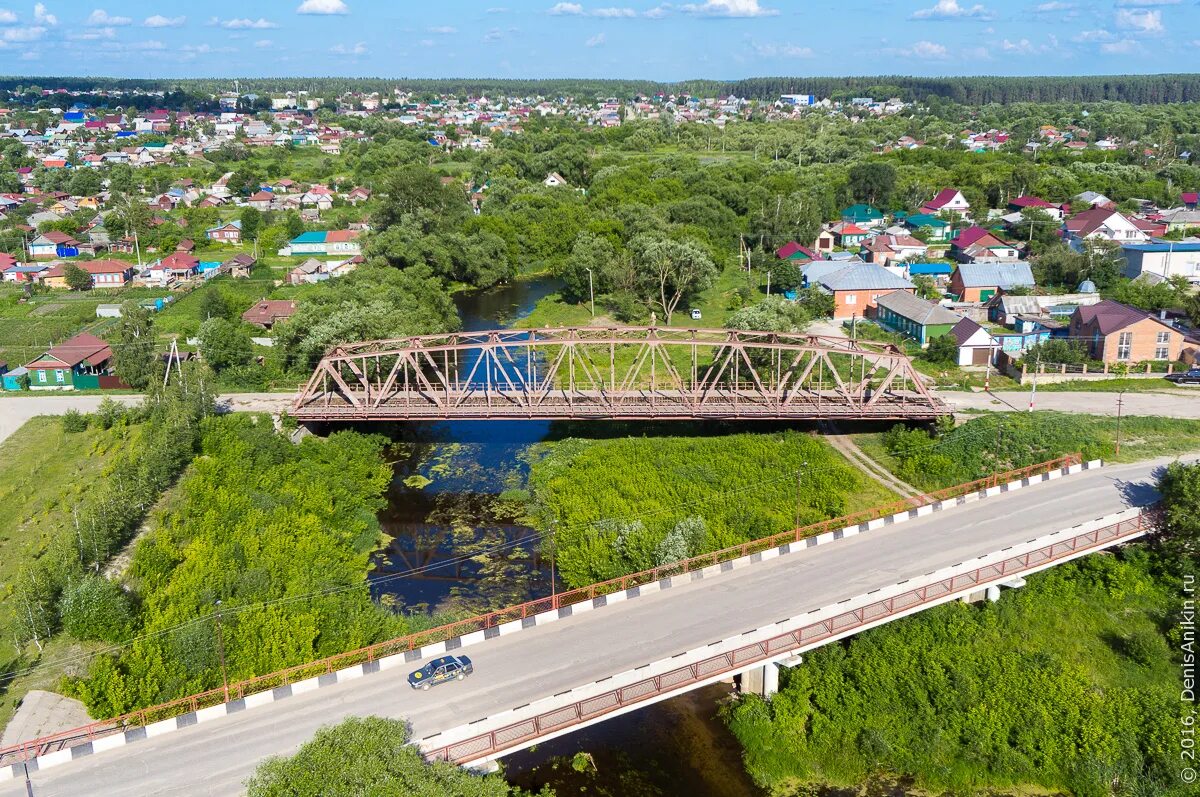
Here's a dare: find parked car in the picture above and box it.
[690,308,702,320]
[1165,368,1200,385]
[408,654,474,690]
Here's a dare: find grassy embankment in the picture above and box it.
[523,428,897,589]
[0,416,137,732]
[726,547,1186,796]
[855,411,1200,493]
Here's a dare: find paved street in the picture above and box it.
[2,456,1184,797]
[947,389,1200,418]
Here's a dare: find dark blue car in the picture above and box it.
[408,655,473,690]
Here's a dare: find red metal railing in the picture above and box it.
[0,453,1083,767]
[426,512,1153,763]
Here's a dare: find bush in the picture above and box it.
[1122,629,1167,667]
[61,409,90,433]
[60,575,132,643]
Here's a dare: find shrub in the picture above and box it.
[60,575,132,643]
[61,409,90,433]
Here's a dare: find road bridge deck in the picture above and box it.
[0,456,1178,797]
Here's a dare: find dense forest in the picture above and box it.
[3,73,1200,105]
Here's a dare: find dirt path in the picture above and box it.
[818,420,922,498]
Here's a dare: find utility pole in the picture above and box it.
[851,313,857,342]
[22,759,33,797]
[548,521,558,604]
[766,269,771,297]
[1028,352,1040,412]
[214,600,229,702]
[585,267,594,318]
[1115,390,1126,457]
[794,462,807,531]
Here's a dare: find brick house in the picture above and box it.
[949,262,1036,302]
[1068,300,1184,363]
[814,264,916,320]
[43,259,133,289]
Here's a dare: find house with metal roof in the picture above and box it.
[24,333,119,390]
[874,290,961,346]
[1120,241,1200,284]
[949,262,1036,302]
[1069,300,1184,363]
[839,204,885,228]
[813,264,915,319]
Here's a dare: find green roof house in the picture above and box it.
[903,213,952,242]
[874,290,962,346]
[840,204,885,228]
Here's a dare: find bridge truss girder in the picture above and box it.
[292,326,947,421]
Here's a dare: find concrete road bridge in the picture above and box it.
[0,454,1173,796]
[291,327,948,422]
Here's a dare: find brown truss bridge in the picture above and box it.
[292,327,948,422]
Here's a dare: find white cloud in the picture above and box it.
[298,0,349,14]
[69,26,117,40]
[682,0,778,16]
[1034,1,1074,10]
[483,27,506,41]
[900,39,950,58]
[419,38,433,46]
[1114,8,1163,33]
[753,41,813,57]
[86,9,131,26]
[586,32,606,46]
[428,25,457,33]
[1072,28,1116,42]
[911,0,991,19]
[486,7,509,12]
[594,7,636,16]
[143,15,185,28]
[1000,37,1053,54]
[221,18,278,29]
[3,25,44,41]
[254,38,273,47]
[1100,38,1138,53]
[330,41,367,54]
[548,2,584,13]
[1115,0,1178,5]
[0,9,18,24]
[33,3,55,25]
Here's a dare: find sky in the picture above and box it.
[0,1,1195,81]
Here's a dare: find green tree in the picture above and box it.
[112,301,158,390]
[199,287,231,321]
[847,162,896,208]
[922,333,958,365]
[246,717,524,797]
[631,234,718,324]
[239,207,262,241]
[63,262,92,291]
[1158,462,1200,564]
[561,232,617,304]
[198,317,253,372]
[60,575,132,643]
[68,168,103,197]
[1011,207,1060,253]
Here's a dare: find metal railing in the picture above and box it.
[426,512,1153,764]
[0,453,1083,767]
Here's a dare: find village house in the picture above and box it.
[873,290,961,346]
[1064,207,1150,248]
[246,190,274,211]
[919,188,970,217]
[949,262,1036,302]
[1120,241,1200,285]
[828,221,871,248]
[281,229,362,257]
[860,233,928,267]
[222,253,257,278]
[950,226,1021,264]
[812,263,915,319]
[949,318,1000,366]
[1068,300,1184,363]
[43,259,132,289]
[901,212,952,242]
[28,230,80,259]
[24,332,121,390]
[839,204,885,228]
[241,299,297,329]
[143,252,199,285]
[206,219,242,244]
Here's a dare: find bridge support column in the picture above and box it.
[740,663,780,698]
[985,585,1001,603]
[469,760,500,775]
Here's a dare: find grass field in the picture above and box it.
[525,428,898,588]
[0,416,138,732]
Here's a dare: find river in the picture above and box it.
[368,276,764,796]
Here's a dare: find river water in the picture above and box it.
[367,276,764,796]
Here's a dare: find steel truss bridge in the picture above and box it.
[292,326,948,422]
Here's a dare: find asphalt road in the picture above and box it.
[947,389,1200,418]
[3,455,1182,797]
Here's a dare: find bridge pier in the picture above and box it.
[961,575,1029,604]
[740,655,804,698]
